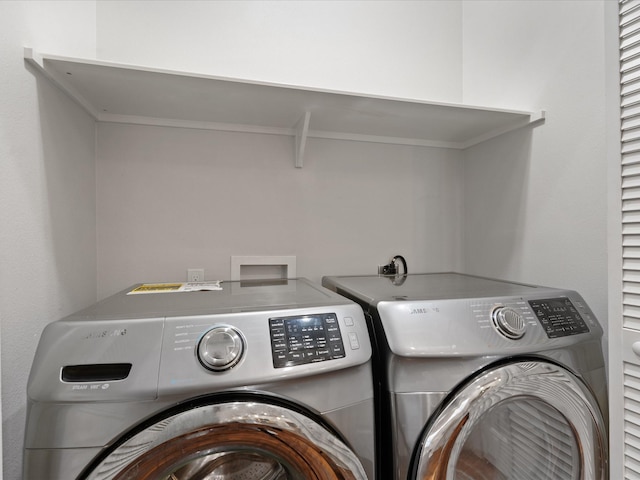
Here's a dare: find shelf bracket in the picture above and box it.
[23,47,101,120]
[294,111,311,168]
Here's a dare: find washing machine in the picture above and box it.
[23,278,375,480]
[322,272,608,480]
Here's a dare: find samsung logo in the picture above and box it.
[410,308,429,315]
[83,329,127,340]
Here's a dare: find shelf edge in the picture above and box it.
[25,48,537,118]
[67,109,546,152]
[99,113,295,137]
[460,110,547,149]
[307,130,463,149]
[24,47,545,152]
[97,113,466,149]
[97,112,516,150]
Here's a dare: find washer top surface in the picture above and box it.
[322,272,553,305]
[68,278,352,321]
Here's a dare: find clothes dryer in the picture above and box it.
[24,278,375,480]
[322,273,608,480]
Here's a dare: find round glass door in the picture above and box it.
[410,360,607,480]
[82,400,368,480]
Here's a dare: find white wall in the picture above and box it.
[94,0,466,298]
[0,2,97,478]
[96,0,463,102]
[96,124,463,297]
[1,1,612,478]
[461,1,609,343]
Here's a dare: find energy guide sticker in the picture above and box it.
[128,283,183,294]
[127,282,222,295]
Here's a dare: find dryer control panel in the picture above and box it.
[269,313,346,368]
[372,292,602,357]
[529,297,590,338]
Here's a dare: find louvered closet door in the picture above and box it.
[621,1,640,478]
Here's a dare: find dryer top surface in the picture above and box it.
[322,272,554,305]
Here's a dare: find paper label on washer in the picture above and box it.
[128,281,222,294]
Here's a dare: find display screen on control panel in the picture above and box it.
[529,297,590,338]
[269,313,345,368]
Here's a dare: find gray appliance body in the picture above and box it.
[24,278,375,480]
[322,273,608,480]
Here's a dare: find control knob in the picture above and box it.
[197,325,245,372]
[491,306,526,340]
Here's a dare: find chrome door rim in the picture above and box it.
[411,360,608,480]
[85,400,368,480]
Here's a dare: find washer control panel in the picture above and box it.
[269,313,345,368]
[529,297,590,338]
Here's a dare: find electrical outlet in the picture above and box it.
[187,268,205,282]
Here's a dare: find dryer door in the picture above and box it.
[409,359,607,480]
[80,397,368,480]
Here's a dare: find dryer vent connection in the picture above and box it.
[378,255,407,275]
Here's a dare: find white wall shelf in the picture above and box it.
[25,47,544,167]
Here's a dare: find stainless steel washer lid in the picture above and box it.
[67,278,353,321]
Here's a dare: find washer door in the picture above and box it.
[409,360,607,480]
[81,396,368,480]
